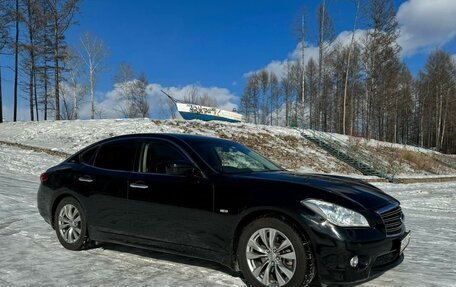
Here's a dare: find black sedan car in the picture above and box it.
[38,133,410,287]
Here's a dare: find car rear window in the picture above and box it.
[80,146,98,165]
[95,141,138,171]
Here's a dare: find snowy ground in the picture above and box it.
[1,144,455,286]
[1,119,454,176]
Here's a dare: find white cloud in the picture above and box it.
[77,82,239,120]
[245,30,366,79]
[397,0,456,56]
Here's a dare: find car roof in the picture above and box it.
[104,133,234,145]
[68,133,234,161]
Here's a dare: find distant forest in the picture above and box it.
[240,0,455,154]
[0,0,455,153]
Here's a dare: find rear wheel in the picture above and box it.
[54,197,89,250]
[238,217,315,287]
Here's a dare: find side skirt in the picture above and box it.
[88,227,236,271]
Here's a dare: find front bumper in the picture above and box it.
[298,213,409,286]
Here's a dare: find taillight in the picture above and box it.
[40,173,48,183]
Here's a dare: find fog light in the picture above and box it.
[350,256,359,268]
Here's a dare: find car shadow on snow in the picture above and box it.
[98,242,243,279]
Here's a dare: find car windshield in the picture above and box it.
[190,139,283,174]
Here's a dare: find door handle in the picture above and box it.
[78,176,93,183]
[129,182,149,189]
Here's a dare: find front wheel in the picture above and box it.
[238,217,315,287]
[54,197,89,250]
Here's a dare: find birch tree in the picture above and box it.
[79,32,108,119]
[293,7,308,127]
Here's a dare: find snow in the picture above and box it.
[0,144,243,287]
[0,119,363,174]
[1,141,456,286]
[1,119,454,178]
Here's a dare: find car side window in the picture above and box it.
[95,141,138,171]
[142,142,189,174]
[79,146,98,165]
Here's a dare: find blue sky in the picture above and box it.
[2,0,456,120]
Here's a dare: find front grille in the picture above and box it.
[373,250,399,268]
[379,204,403,236]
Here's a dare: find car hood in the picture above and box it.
[238,171,397,210]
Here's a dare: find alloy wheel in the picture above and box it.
[246,228,297,286]
[58,204,82,244]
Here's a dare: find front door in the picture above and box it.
[127,139,215,251]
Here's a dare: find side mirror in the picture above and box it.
[165,161,199,177]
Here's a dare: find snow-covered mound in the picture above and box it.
[0,119,454,176]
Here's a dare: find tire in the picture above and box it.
[237,217,315,287]
[53,197,89,250]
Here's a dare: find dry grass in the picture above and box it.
[362,144,456,175]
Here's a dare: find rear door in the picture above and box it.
[74,139,140,236]
[127,139,215,250]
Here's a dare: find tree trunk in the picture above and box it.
[318,1,325,122]
[343,0,359,135]
[13,0,19,121]
[29,63,34,121]
[34,71,39,121]
[90,67,94,119]
[72,77,77,119]
[0,63,2,123]
[44,61,48,120]
[300,16,306,127]
[27,0,35,121]
[53,3,60,120]
[440,89,449,150]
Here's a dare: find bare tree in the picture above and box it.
[0,0,13,123]
[420,50,456,151]
[182,85,218,107]
[114,63,150,118]
[306,58,318,129]
[362,0,400,140]
[114,62,135,84]
[23,0,44,121]
[342,0,360,135]
[281,63,294,126]
[317,0,334,115]
[35,16,54,120]
[13,0,20,121]
[293,7,308,127]
[48,0,79,120]
[135,73,149,118]
[158,96,177,119]
[114,62,133,117]
[240,74,259,124]
[269,72,280,125]
[258,70,269,124]
[62,47,85,119]
[79,32,108,119]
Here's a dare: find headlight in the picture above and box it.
[301,199,369,227]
